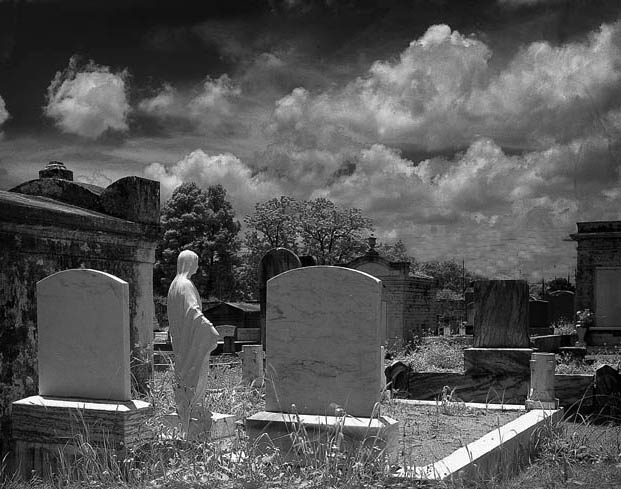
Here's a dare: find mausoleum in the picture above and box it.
[346,236,435,346]
[0,162,160,458]
[570,220,621,345]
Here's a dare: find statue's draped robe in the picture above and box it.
[167,253,219,432]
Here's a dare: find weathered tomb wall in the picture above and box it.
[348,254,436,345]
[571,221,621,312]
[0,169,159,459]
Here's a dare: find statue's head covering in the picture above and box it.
[177,250,199,277]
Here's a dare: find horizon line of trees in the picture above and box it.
[153,181,573,302]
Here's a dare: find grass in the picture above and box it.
[3,339,621,489]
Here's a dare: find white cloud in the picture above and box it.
[44,57,130,139]
[144,149,280,216]
[0,94,9,137]
[268,22,621,151]
[138,75,242,133]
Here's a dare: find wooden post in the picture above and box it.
[526,352,558,410]
[241,345,264,386]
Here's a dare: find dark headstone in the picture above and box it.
[529,298,550,328]
[474,280,529,348]
[547,290,575,324]
[258,248,301,348]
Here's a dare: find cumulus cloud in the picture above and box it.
[44,57,130,139]
[144,149,280,216]
[0,94,9,137]
[138,75,243,134]
[269,22,621,151]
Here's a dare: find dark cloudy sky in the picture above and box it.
[1,0,620,281]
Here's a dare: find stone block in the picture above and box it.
[266,266,383,417]
[464,348,533,377]
[11,395,153,479]
[246,411,399,464]
[37,269,131,401]
[100,176,160,224]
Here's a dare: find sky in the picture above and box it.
[1,0,620,281]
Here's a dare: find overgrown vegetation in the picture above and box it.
[4,338,621,489]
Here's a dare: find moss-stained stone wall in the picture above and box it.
[0,168,159,459]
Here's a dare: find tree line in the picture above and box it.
[153,181,498,301]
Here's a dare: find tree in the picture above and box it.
[413,259,487,294]
[154,182,241,300]
[546,277,575,293]
[242,196,374,296]
[298,198,373,264]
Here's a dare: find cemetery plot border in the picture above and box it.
[388,401,563,482]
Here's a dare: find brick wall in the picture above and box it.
[572,223,621,313]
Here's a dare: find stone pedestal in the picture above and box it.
[246,411,399,464]
[464,348,533,378]
[11,396,153,479]
[526,353,559,410]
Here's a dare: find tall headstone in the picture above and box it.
[465,280,533,380]
[265,266,383,417]
[473,280,529,348]
[247,266,398,461]
[258,248,301,349]
[11,269,152,479]
[37,269,131,400]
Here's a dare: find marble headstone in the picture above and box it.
[266,266,383,417]
[37,269,131,401]
[258,248,302,347]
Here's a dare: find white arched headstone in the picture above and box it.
[37,269,130,401]
[265,266,383,417]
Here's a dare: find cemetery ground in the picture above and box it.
[3,339,621,489]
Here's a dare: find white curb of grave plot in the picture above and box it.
[390,401,562,482]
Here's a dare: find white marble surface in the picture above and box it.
[37,269,131,401]
[266,266,383,417]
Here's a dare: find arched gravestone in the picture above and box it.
[36,269,131,401]
[265,266,383,417]
[258,248,302,348]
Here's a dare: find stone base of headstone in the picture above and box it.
[464,348,534,377]
[160,412,236,441]
[245,411,399,464]
[10,396,153,480]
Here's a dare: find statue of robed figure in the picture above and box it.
[167,250,220,435]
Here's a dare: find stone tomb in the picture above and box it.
[246,266,398,462]
[11,269,152,479]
